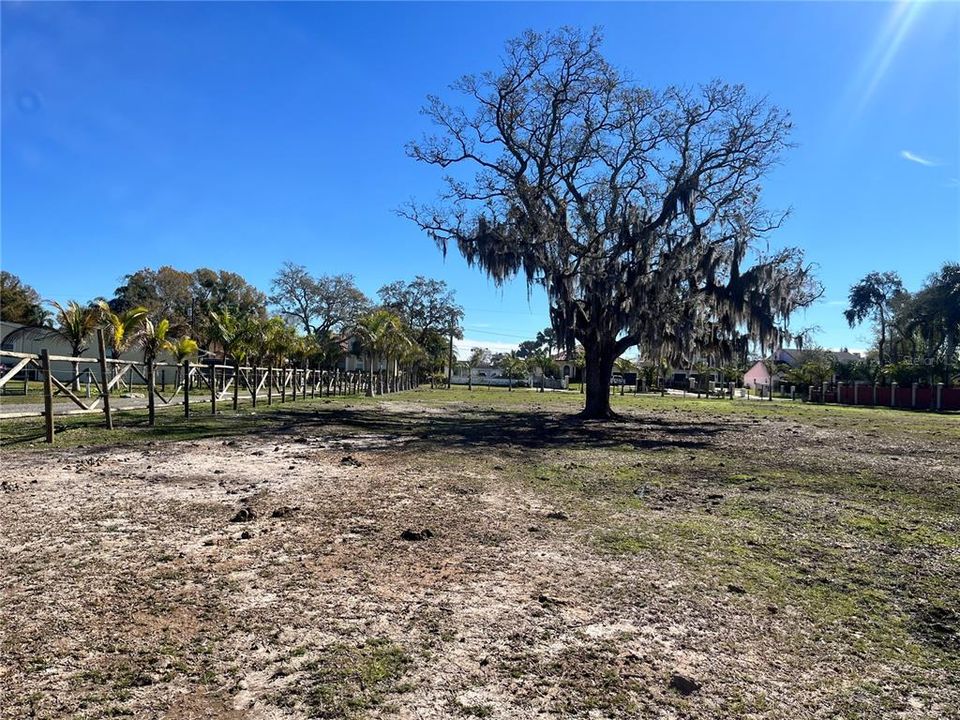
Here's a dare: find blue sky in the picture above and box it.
[2,1,958,356]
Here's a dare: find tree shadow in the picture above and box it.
[1,402,725,454]
[263,404,722,454]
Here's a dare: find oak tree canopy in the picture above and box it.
[404,27,820,417]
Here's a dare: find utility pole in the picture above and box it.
[447,313,455,389]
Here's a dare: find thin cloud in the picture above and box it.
[454,338,518,360]
[900,150,938,167]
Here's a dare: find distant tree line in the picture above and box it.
[0,265,465,397]
[845,263,959,385]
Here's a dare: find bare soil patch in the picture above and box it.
[2,393,958,719]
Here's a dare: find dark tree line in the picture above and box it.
[846,263,960,384]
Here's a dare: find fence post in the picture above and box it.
[210,364,217,415]
[873,383,878,406]
[267,365,273,405]
[96,329,113,430]
[146,359,157,426]
[790,385,796,401]
[40,349,54,443]
[836,381,843,404]
[252,366,258,408]
[891,381,898,408]
[911,382,917,409]
[936,382,944,411]
[183,360,191,418]
[161,369,166,393]
[233,360,240,411]
[853,381,859,405]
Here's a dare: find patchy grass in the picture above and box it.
[273,638,411,718]
[1,388,957,718]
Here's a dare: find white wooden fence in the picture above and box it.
[0,330,413,442]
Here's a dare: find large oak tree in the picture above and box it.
[270,262,370,337]
[404,28,819,418]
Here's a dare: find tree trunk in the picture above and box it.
[945,330,956,386]
[147,359,156,426]
[582,343,616,419]
[878,314,887,367]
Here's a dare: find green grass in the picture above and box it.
[3,385,958,450]
[0,393,384,449]
[3,386,957,717]
[273,639,411,718]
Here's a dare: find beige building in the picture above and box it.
[1,320,179,385]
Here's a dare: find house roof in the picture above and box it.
[779,349,862,365]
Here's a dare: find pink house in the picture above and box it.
[743,349,862,390]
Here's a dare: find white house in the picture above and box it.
[451,364,513,386]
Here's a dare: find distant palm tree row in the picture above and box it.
[40,297,427,402]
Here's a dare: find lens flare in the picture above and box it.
[853,0,927,112]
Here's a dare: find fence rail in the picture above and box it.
[0,330,414,441]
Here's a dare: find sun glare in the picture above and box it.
[854,0,929,112]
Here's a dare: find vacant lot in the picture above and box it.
[1,390,958,719]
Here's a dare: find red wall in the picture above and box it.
[831,384,959,410]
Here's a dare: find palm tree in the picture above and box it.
[263,317,296,367]
[208,309,264,409]
[263,317,296,397]
[499,351,526,391]
[464,347,490,391]
[97,301,149,358]
[45,300,99,390]
[208,308,243,364]
[168,336,199,390]
[355,309,409,396]
[396,336,426,391]
[97,301,149,391]
[138,317,172,426]
[526,350,554,393]
[384,321,414,393]
[168,336,199,364]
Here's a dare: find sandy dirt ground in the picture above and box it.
[1,397,958,719]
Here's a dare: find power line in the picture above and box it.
[461,327,531,340]
[463,306,546,316]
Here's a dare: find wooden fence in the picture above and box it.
[0,330,414,442]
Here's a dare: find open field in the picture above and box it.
[1,389,958,719]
